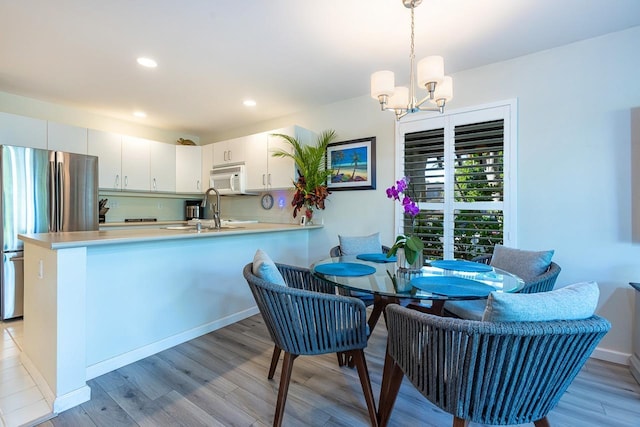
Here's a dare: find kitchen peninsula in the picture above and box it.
[18,223,321,414]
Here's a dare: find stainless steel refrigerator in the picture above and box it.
[1,145,98,320]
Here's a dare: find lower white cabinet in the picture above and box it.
[176,145,202,193]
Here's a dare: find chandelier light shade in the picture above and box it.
[371,0,453,120]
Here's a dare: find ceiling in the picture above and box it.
[1,0,639,139]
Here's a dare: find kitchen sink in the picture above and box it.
[163,225,244,231]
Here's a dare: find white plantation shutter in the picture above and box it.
[397,102,517,260]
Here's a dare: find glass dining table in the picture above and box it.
[311,254,525,334]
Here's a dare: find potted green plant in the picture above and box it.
[271,129,337,221]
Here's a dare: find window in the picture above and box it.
[396,101,517,260]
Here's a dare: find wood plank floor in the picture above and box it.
[35,313,640,427]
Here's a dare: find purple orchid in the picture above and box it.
[387,177,419,217]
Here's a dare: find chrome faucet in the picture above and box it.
[202,187,221,229]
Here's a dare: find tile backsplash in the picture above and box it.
[100,189,302,225]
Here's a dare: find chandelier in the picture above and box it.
[370,0,453,120]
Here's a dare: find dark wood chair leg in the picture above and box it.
[268,345,282,379]
[367,299,384,335]
[273,352,296,427]
[453,416,469,427]
[336,352,345,366]
[378,352,404,427]
[534,417,551,427]
[350,349,378,427]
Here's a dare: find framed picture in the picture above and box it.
[326,137,376,190]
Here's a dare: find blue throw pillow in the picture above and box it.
[339,232,381,255]
[489,245,554,283]
[252,249,286,286]
[482,281,599,322]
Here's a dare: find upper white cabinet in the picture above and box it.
[212,136,246,166]
[121,136,151,191]
[246,126,313,191]
[176,145,202,193]
[149,140,176,193]
[0,112,47,149]
[47,122,87,154]
[88,129,122,190]
[201,143,214,192]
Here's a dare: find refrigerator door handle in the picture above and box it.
[57,158,64,231]
[49,159,57,232]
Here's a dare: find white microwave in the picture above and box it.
[210,163,253,195]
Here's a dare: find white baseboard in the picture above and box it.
[630,354,640,384]
[20,352,91,415]
[52,386,91,413]
[86,306,259,379]
[591,346,631,365]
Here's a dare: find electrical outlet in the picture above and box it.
[38,260,44,279]
[157,202,163,209]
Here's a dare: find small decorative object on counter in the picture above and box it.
[271,129,336,221]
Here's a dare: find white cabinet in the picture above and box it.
[201,143,214,192]
[88,129,122,190]
[212,136,246,166]
[149,141,176,192]
[121,136,150,191]
[0,112,47,149]
[246,126,313,191]
[176,145,202,193]
[47,122,87,154]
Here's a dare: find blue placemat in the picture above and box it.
[410,276,494,297]
[430,259,492,273]
[356,253,397,263]
[314,262,376,277]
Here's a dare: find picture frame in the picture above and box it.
[326,137,376,191]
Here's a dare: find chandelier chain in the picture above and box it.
[409,4,416,109]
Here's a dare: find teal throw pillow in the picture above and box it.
[482,281,599,322]
[339,232,382,255]
[252,249,286,286]
[490,245,554,282]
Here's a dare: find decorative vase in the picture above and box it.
[395,247,424,292]
[304,207,314,225]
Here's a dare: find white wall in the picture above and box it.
[220,26,640,361]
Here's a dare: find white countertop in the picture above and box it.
[19,222,322,250]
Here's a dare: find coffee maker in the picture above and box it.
[185,199,203,220]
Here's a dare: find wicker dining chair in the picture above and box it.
[243,263,378,427]
[471,253,561,294]
[444,254,562,320]
[378,304,611,427]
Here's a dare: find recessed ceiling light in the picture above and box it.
[243,99,257,107]
[136,57,157,68]
[133,111,147,118]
